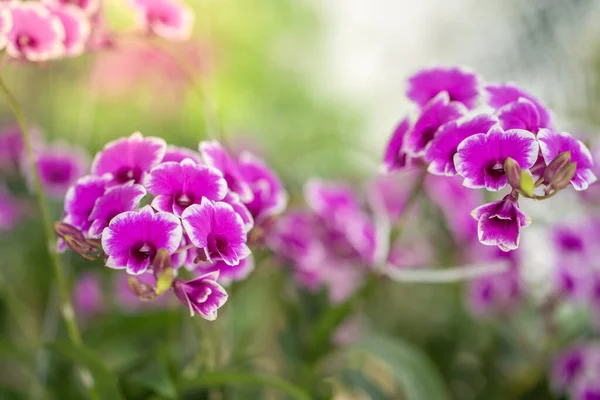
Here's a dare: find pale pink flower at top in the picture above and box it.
[43,0,100,16]
[7,2,65,61]
[46,3,91,57]
[130,0,194,41]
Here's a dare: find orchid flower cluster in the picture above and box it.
[0,0,193,62]
[55,132,288,320]
[383,66,597,251]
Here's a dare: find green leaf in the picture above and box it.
[126,347,177,399]
[356,334,450,400]
[178,371,311,400]
[46,341,125,400]
[520,170,535,197]
[340,369,389,400]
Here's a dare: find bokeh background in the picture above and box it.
[2,0,600,399]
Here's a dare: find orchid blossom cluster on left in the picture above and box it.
[0,0,193,62]
[55,133,288,320]
[383,66,597,251]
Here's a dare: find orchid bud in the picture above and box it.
[54,221,85,242]
[153,249,174,295]
[543,151,571,184]
[127,277,157,301]
[504,157,534,197]
[546,162,577,193]
[64,236,100,260]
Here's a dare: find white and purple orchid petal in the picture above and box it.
[406,66,480,109]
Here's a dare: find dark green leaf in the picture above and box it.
[340,369,389,400]
[46,341,125,400]
[356,333,450,400]
[178,371,311,400]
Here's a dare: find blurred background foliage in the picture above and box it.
[1,0,599,399]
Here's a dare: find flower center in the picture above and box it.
[131,241,156,264]
[215,236,230,254]
[16,35,35,51]
[175,192,194,208]
[115,166,142,184]
[485,162,505,180]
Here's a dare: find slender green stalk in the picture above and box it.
[0,75,82,346]
[0,76,99,399]
[178,371,312,400]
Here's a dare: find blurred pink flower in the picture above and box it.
[29,143,89,199]
[89,40,208,111]
[73,272,103,317]
[7,2,65,61]
[130,0,194,41]
[43,0,99,16]
[46,3,91,57]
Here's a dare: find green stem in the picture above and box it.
[178,371,312,400]
[0,76,97,399]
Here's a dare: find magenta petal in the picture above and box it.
[63,175,109,231]
[173,272,228,320]
[426,114,497,176]
[92,132,167,186]
[222,192,254,233]
[88,182,146,237]
[43,0,99,16]
[238,151,288,221]
[406,66,480,109]
[537,129,597,191]
[194,256,255,285]
[161,145,203,164]
[181,199,214,249]
[33,143,89,199]
[7,3,65,61]
[199,140,254,202]
[404,92,467,157]
[382,117,412,172]
[497,98,541,133]
[46,3,90,57]
[485,83,552,128]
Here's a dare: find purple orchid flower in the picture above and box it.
[102,205,183,275]
[425,114,497,176]
[551,225,592,300]
[130,0,194,41]
[404,92,466,157]
[181,198,250,266]
[33,143,89,199]
[455,126,539,191]
[0,186,20,232]
[46,3,90,58]
[88,182,146,237]
[485,83,552,128]
[172,271,228,320]
[573,376,600,400]
[0,124,42,175]
[61,174,109,233]
[238,151,288,222]
[406,66,480,109]
[470,194,531,251]
[146,158,227,217]
[538,129,597,191]
[92,132,167,186]
[369,172,418,223]
[161,145,203,164]
[382,117,414,172]
[192,255,255,286]
[199,140,253,202]
[73,272,103,317]
[7,2,65,61]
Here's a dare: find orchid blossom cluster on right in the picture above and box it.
[383,66,597,251]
